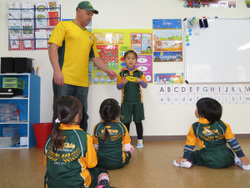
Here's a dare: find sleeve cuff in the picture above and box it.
[183,151,191,160]
[236,150,245,158]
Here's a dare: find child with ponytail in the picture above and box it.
[44,95,114,188]
[93,98,133,169]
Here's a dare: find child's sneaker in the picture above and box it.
[234,156,250,171]
[173,160,192,168]
[137,140,143,148]
[97,186,115,188]
[136,142,143,148]
[98,180,115,188]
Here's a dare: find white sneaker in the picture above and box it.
[234,156,250,171]
[173,160,192,168]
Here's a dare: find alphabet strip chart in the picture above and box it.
[158,84,250,104]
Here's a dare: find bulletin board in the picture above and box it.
[92,29,153,85]
[184,18,250,83]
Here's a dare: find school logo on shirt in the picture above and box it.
[123,73,129,77]
[202,127,219,136]
[97,131,122,141]
[46,145,81,163]
[200,127,224,141]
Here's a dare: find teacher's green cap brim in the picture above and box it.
[76,1,98,14]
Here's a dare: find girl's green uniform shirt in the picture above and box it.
[93,120,132,169]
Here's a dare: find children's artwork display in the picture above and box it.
[92,29,153,84]
[8,1,61,51]
[158,84,250,105]
[153,19,183,62]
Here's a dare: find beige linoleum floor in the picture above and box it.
[0,139,250,188]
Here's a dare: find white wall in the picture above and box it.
[1,0,250,136]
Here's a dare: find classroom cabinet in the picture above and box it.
[0,73,40,149]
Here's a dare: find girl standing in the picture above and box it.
[116,50,148,148]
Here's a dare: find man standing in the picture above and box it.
[48,1,117,131]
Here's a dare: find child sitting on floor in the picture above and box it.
[174,97,250,170]
[44,95,114,188]
[92,98,133,169]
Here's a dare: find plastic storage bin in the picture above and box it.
[0,103,17,113]
[2,77,25,90]
[33,123,52,149]
[2,126,19,136]
[0,104,18,122]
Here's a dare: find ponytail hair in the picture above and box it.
[99,98,121,140]
[51,96,83,152]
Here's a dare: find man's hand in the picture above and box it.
[106,70,117,80]
[54,70,64,86]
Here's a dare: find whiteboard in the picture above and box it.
[184,18,250,83]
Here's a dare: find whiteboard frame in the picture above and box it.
[184,18,250,84]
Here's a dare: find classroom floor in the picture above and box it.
[0,139,250,188]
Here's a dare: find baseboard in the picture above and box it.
[131,134,250,142]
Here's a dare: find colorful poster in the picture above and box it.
[154,52,182,62]
[154,41,182,52]
[154,73,184,84]
[153,30,182,40]
[136,55,153,83]
[131,33,152,54]
[153,19,182,29]
[96,45,119,69]
[92,45,119,84]
[93,29,153,85]
[153,19,182,63]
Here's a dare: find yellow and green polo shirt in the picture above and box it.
[92,120,132,169]
[44,124,98,188]
[117,67,147,103]
[48,21,99,87]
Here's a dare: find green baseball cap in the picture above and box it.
[76,1,98,14]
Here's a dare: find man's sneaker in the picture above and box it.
[234,156,250,171]
[173,160,192,168]
[136,142,143,148]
